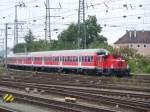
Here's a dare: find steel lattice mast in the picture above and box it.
[78,0,86,49]
[45,0,51,41]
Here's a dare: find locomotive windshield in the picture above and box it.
[97,49,109,55]
[97,52,106,55]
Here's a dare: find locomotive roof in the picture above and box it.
[8,49,109,57]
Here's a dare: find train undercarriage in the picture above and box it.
[7,64,130,77]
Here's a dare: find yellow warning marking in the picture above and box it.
[5,94,12,101]
[3,94,14,102]
[3,94,9,99]
[10,97,14,102]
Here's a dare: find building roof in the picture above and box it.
[114,31,150,44]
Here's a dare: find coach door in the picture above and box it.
[59,56,62,67]
[78,56,82,67]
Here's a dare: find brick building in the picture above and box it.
[114,30,150,57]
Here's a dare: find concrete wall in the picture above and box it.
[114,43,150,57]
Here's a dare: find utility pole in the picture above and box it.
[44,0,61,41]
[14,5,18,46]
[5,23,8,70]
[0,38,4,59]
[78,0,86,49]
[44,0,52,41]
[14,2,26,46]
[44,2,48,41]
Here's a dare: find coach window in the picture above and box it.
[40,57,42,61]
[59,56,60,61]
[61,56,63,61]
[66,56,68,61]
[70,56,72,61]
[85,56,87,62]
[31,57,33,62]
[88,56,91,62]
[65,56,67,62]
[50,57,52,61]
[75,56,77,62]
[56,57,58,61]
[79,56,82,62]
[75,56,78,62]
[82,56,84,62]
[91,56,93,62]
[45,57,47,61]
[68,56,70,61]
[39,57,41,61]
[64,57,66,62]
[70,56,72,62]
[37,57,39,61]
[46,57,48,61]
[55,56,57,61]
[57,57,59,61]
[83,56,84,62]
[73,56,75,62]
[74,56,76,62]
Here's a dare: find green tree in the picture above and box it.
[24,29,35,44]
[56,23,78,49]
[55,15,107,49]
[24,29,35,52]
[85,16,107,47]
[13,43,26,53]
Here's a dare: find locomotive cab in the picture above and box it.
[96,53,130,76]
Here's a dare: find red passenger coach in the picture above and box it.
[7,49,130,76]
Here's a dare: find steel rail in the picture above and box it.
[0,81,149,112]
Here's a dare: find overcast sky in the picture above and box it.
[0,0,150,48]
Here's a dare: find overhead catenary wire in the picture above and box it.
[0,0,150,45]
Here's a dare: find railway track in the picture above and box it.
[1,74,150,93]
[7,69,150,85]
[0,69,150,112]
[0,80,149,112]
[0,87,116,112]
[0,106,19,112]
[0,80,150,100]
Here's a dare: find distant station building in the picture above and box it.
[114,30,150,57]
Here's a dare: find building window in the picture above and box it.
[137,45,140,48]
[144,44,147,48]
